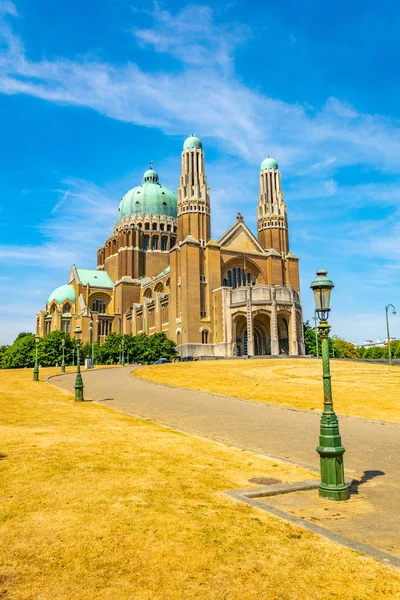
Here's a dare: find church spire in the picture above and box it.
[177,135,210,244]
[257,156,289,254]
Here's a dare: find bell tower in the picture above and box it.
[177,135,210,244]
[257,156,289,254]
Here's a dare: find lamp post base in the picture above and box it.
[61,365,65,373]
[317,444,349,501]
[319,484,349,501]
[74,372,84,402]
[33,368,39,382]
[75,385,84,401]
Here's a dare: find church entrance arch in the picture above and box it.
[232,313,247,356]
[253,312,271,356]
[277,313,290,355]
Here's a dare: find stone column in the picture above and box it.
[246,286,254,356]
[270,301,279,355]
[290,303,299,355]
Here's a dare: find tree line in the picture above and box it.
[0,331,177,369]
[303,321,400,359]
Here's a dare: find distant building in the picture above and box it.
[360,338,397,348]
[36,135,305,358]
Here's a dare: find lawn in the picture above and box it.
[1,368,399,599]
[134,358,400,423]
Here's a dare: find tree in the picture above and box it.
[1,333,35,368]
[303,320,320,356]
[331,336,359,359]
[98,333,123,364]
[38,331,75,367]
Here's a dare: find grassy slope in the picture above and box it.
[135,359,400,422]
[1,368,399,599]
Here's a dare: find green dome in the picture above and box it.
[260,156,278,171]
[48,284,76,306]
[117,168,177,221]
[183,134,202,150]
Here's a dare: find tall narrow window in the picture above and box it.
[202,330,208,344]
[161,236,168,251]
[143,236,149,251]
[92,298,107,313]
[152,236,159,250]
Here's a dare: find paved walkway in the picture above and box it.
[50,366,400,560]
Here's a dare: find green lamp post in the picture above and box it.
[310,270,349,501]
[121,338,125,366]
[89,320,94,368]
[74,326,84,402]
[33,334,40,381]
[385,304,396,366]
[61,338,66,373]
[72,348,75,366]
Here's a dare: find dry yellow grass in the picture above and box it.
[1,368,400,599]
[135,359,400,422]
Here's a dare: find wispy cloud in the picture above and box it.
[2,3,400,173]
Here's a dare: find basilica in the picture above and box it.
[37,135,305,358]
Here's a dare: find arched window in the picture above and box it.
[223,267,255,289]
[152,236,159,250]
[152,223,157,231]
[92,298,107,313]
[202,330,209,344]
[161,236,168,251]
[63,302,71,314]
[144,236,150,251]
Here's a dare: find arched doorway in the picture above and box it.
[278,314,290,355]
[233,314,247,356]
[253,313,271,356]
[233,313,272,356]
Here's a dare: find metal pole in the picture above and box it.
[61,339,65,372]
[33,336,39,381]
[121,340,125,366]
[72,348,75,366]
[385,304,396,366]
[90,322,94,368]
[74,340,84,401]
[317,321,348,500]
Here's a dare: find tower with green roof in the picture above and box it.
[257,155,289,255]
[177,134,210,243]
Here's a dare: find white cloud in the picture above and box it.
[1,3,400,173]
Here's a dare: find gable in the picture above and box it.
[217,221,264,254]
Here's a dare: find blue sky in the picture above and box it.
[1,0,400,344]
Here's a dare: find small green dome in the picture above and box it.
[117,167,177,221]
[183,134,202,150]
[48,284,76,306]
[260,156,278,171]
[142,169,159,183]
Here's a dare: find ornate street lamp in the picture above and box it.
[310,270,348,501]
[385,304,396,366]
[74,326,84,402]
[89,320,94,368]
[33,334,40,381]
[61,339,66,373]
[121,338,125,366]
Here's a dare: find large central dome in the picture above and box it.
[117,167,177,221]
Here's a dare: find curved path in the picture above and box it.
[50,366,399,560]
